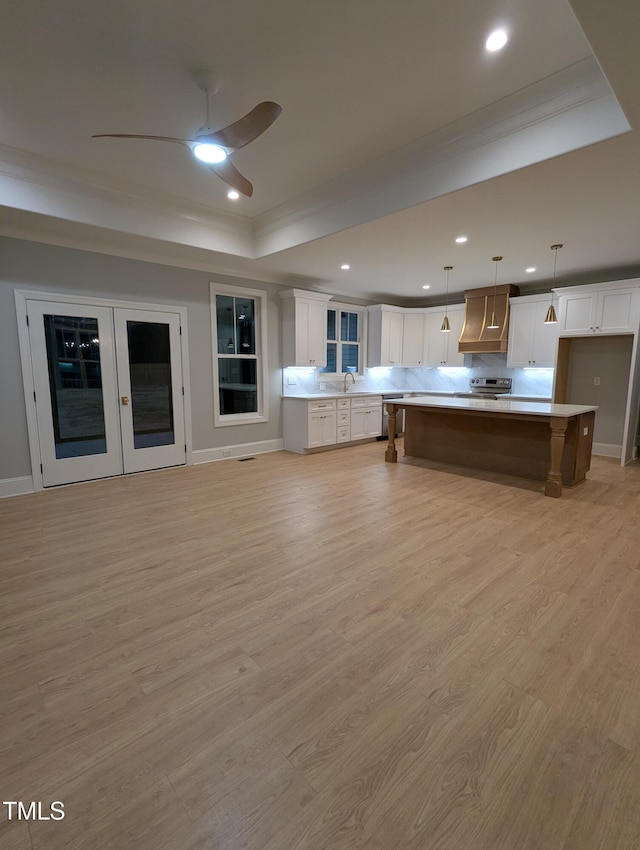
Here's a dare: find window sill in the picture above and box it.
[215,414,268,427]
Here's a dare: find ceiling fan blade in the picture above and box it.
[92,133,191,146]
[210,160,254,197]
[199,102,282,151]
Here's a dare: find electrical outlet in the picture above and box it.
[287,375,297,385]
[222,449,231,457]
[594,377,600,386]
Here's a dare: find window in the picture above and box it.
[320,303,366,376]
[210,283,268,425]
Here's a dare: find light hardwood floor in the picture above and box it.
[1,443,640,850]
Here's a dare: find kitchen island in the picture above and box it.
[384,396,598,497]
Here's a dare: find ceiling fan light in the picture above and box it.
[193,143,227,164]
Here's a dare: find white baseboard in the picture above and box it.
[592,442,622,458]
[0,476,35,499]
[192,438,284,465]
[0,441,283,498]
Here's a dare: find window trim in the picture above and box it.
[210,282,269,426]
[320,301,368,379]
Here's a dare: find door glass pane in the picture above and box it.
[127,321,175,449]
[218,359,257,414]
[341,344,359,373]
[43,314,107,459]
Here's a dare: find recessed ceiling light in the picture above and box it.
[227,190,240,200]
[455,236,468,244]
[526,267,536,273]
[422,285,431,290]
[486,29,508,52]
[340,263,350,270]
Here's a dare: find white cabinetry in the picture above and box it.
[336,397,351,443]
[283,395,381,453]
[280,289,332,367]
[367,306,404,366]
[424,305,465,366]
[507,295,559,367]
[555,282,640,336]
[349,396,383,440]
[308,409,337,448]
[401,312,426,366]
[283,398,336,452]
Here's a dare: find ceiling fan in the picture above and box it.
[92,71,281,197]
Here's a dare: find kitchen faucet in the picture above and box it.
[343,372,356,392]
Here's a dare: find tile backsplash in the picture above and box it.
[283,353,554,398]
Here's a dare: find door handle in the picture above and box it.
[121,396,129,406]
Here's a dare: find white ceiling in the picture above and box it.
[1,0,639,304]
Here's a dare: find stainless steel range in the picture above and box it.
[454,377,512,400]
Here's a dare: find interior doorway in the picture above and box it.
[18,293,190,488]
[555,334,635,462]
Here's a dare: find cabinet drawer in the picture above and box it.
[307,399,337,412]
[337,410,350,425]
[336,426,351,443]
[336,398,350,409]
[350,395,382,408]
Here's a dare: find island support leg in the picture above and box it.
[385,404,398,463]
[545,416,569,498]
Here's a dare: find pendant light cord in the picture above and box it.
[487,256,502,328]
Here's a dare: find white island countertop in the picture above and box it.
[389,395,598,418]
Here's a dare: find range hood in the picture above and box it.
[458,284,519,354]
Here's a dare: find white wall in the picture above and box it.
[0,236,285,482]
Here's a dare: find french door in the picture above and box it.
[26,300,186,487]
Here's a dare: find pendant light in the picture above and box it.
[440,265,452,332]
[486,255,502,329]
[544,244,562,324]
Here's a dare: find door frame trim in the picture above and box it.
[15,289,193,491]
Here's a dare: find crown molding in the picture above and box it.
[0,143,254,255]
[252,57,630,257]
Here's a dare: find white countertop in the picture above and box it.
[389,394,598,417]
[284,391,388,400]
[283,390,553,402]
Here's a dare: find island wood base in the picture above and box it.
[385,403,595,497]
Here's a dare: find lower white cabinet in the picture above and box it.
[351,396,382,440]
[283,395,382,453]
[307,409,337,448]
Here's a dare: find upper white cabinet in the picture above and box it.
[555,282,640,337]
[507,295,559,368]
[424,305,465,366]
[401,312,425,366]
[367,305,405,366]
[280,289,332,367]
